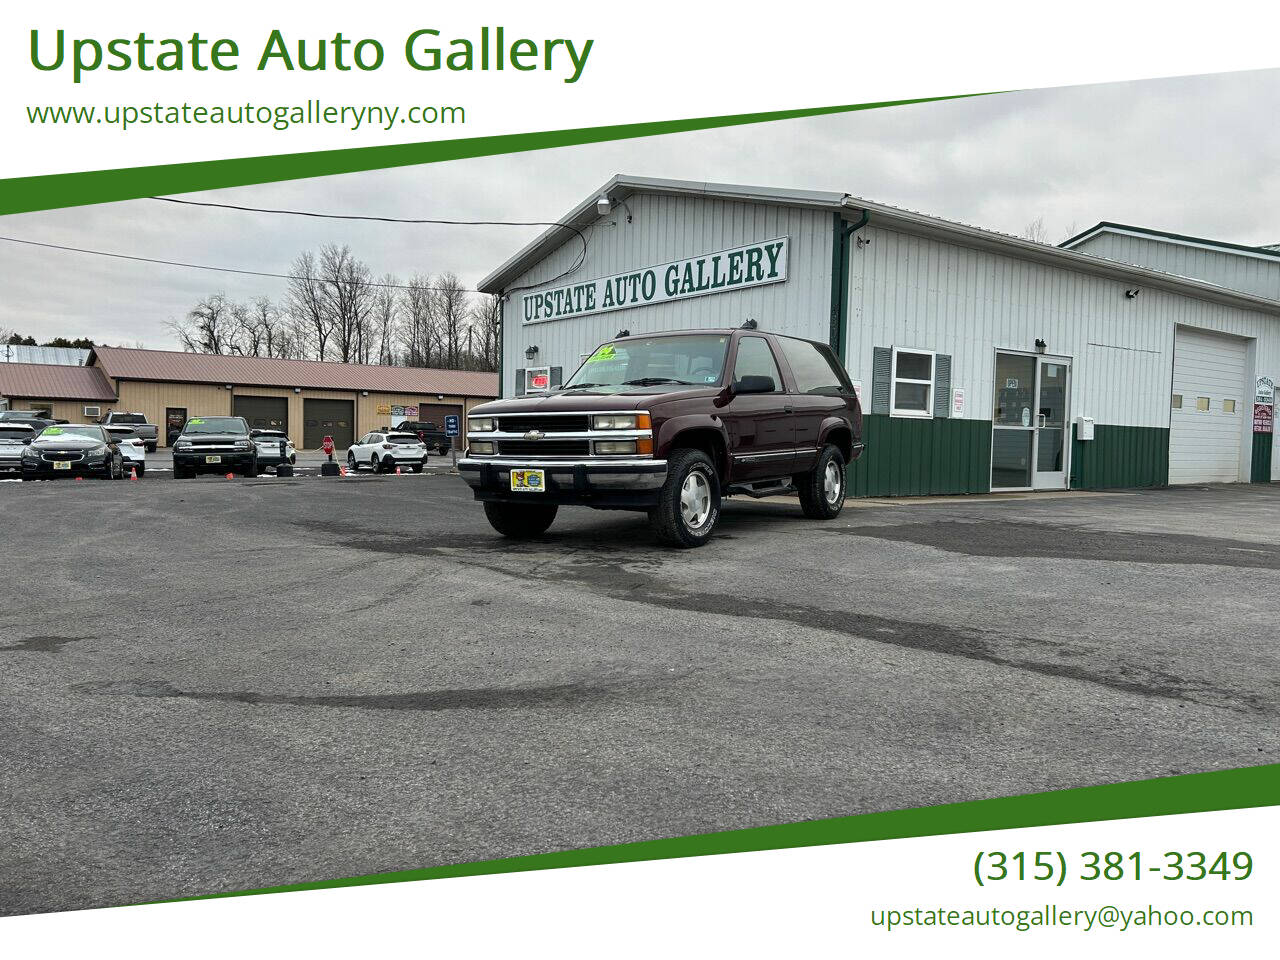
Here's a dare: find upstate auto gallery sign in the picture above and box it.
[521,237,789,324]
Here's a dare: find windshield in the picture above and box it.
[562,334,731,391]
[110,414,146,424]
[182,417,247,435]
[39,425,105,441]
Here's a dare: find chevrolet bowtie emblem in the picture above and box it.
[523,429,544,441]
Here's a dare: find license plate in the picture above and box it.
[205,455,222,464]
[53,461,71,470]
[510,468,545,492]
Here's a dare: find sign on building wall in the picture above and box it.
[520,237,789,325]
[1256,376,1275,405]
[524,366,551,393]
[1253,404,1273,434]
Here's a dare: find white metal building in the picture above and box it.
[480,176,1280,496]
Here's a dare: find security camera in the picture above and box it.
[1125,288,1141,299]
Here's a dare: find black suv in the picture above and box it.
[172,416,258,478]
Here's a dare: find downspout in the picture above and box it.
[828,209,869,361]
[498,291,506,399]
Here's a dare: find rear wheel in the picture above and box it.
[411,463,424,473]
[483,502,558,539]
[133,462,145,477]
[648,448,721,548]
[797,444,847,519]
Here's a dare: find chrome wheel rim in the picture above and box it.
[680,470,712,530]
[823,461,843,504]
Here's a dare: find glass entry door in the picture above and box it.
[991,352,1071,491]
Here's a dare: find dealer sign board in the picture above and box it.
[1256,376,1275,405]
[521,237,789,325]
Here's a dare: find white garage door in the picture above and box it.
[1168,327,1247,484]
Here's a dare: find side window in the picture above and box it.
[779,337,847,395]
[732,336,783,391]
[890,348,935,417]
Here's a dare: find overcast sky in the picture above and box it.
[2,69,1277,349]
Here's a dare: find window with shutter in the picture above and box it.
[871,347,892,415]
[890,347,936,418]
[933,354,952,418]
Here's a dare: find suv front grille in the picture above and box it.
[498,439,590,457]
[497,415,590,433]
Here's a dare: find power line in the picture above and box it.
[0,235,470,292]
[149,195,590,288]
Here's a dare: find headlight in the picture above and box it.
[469,441,495,455]
[84,445,107,461]
[234,439,253,450]
[21,446,38,459]
[174,440,192,451]
[468,417,495,432]
[595,440,638,455]
[594,414,652,430]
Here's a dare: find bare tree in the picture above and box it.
[469,293,502,372]
[1023,216,1050,245]
[286,251,332,361]
[432,272,468,369]
[400,273,438,367]
[371,276,400,365]
[169,294,238,354]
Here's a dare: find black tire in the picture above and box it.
[411,463,424,473]
[483,501,558,539]
[241,461,259,479]
[347,451,359,472]
[648,448,721,548]
[133,462,145,477]
[21,475,36,481]
[174,466,194,479]
[146,443,157,453]
[797,444,847,519]
[370,454,380,473]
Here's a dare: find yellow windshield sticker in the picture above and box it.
[44,427,63,434]
[585,344,618,363]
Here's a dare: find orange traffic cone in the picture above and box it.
[225,472,235,480]
[396,465,402,475]
[339,465,346,476]
[129,466,138,481]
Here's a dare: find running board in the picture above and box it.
[726,480,795,499]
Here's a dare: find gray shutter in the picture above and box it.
[870,347,892,415]
[550,366,563,389]
[515,368,526,397]
[933,354,952,418]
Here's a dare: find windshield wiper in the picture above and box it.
[560,382,607,391]
[621,377,697,386]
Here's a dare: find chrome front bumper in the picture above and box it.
[459,457,668,493]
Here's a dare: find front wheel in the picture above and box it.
[483,501,558,539]
[648,448,721,547]
[797,444,847,519]
[347,451,359,472]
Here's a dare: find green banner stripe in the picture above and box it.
[160,763,1277,906]
[0,92,999,216]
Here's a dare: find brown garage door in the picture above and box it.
[233,395,288,433]
[419,403,463,450]
[303,398,354,451]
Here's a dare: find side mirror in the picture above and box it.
[731,375,776,395]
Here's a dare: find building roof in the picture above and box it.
[88,346,498,397]
[1061,221,1280,263]
[0,345,90,366]
[0,362,116,401]
[478,175,1280,315]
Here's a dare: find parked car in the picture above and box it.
[20,424,125,480]
[394,420,452,455]
[0,421,36,472]
[103,425,146,476]
[460,325,864,547]
[172,416,258,478]
[0,410,54,432]
[347,431,428,473]
[250,428,297,471]
[101,411,159,452]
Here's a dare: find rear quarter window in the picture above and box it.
[778,337,851,395]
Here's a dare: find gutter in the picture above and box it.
[829,208,870,358]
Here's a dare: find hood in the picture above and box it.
[31,433,105,449]
[471,385,720,415]
[178,432,248,442]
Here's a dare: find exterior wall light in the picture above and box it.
[1035,339,1047,354]
[524,345,539,361]
[361,391,369,397]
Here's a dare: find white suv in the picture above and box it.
[347,431,427,473]
[104,425,147,476]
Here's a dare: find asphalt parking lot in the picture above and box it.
[1,474,1277,914]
